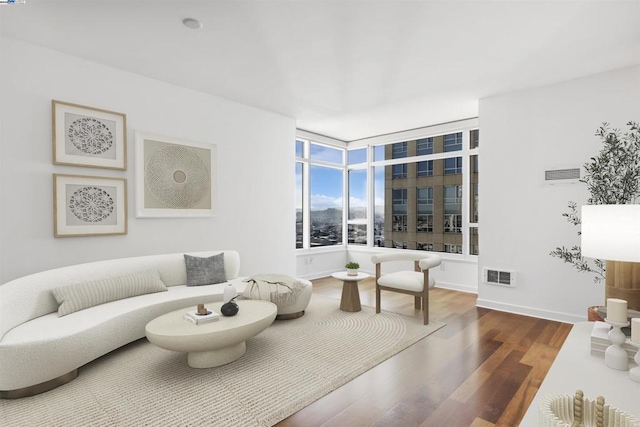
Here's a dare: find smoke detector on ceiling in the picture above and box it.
[182,18,203,30]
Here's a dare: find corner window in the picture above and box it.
[296,121,478,257]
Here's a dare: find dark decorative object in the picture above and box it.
[221,297,239,316]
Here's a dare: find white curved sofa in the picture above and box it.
[0,250,264,398]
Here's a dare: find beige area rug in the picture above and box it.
[0,295,444,426]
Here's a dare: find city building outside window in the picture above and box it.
[416,137,433,155]
[444,132,462,152]
[392,163,408,179]
[444,243,463,254]
[392,142,407,158]
[394,241,408,249]
[417,242,434,251]
[444,157,462,174]
[417,187,434,232]
[444,185,462,233]
[392,188,408,231]
[417,160,433,177]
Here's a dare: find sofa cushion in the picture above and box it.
[51,270,168,317]
[184,253,226,286]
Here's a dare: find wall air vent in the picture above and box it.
[483,268,515,287]
[541,167,581,185]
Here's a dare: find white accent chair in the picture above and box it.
[371,252,442,325]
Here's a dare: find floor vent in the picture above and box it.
[542,167,581,185]
[483,268,515,287]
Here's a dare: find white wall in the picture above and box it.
[296,248,348,280]
[0,38,297,283]
[478,66,640,323]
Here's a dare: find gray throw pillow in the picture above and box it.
[184,253,226,286]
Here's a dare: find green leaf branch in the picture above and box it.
[550,122,640,283]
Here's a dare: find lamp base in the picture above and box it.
[604,319,630,371]
[605,261,640,311]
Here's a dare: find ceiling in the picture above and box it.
[1,1,639,141]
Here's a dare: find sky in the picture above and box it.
[295,163,385,211]
[296,143,385,211]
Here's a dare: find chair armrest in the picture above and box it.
[419,256,442,270]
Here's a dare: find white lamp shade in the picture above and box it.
[581,205,640,262]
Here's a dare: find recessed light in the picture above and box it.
[182,18,202,30]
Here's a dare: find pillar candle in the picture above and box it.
[607,298,628,323]
[632,318,640,344]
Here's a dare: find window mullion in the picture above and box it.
[461,131,471,257]
[302,159,310,250]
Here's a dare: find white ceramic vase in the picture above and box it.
[223,283,237,303]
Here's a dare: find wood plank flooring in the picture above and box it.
[275,276,572,427]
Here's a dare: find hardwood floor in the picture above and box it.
[275,276,572,427]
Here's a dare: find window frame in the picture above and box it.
[296,134,347,251]
[297,118,478,260]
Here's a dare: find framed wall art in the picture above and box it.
[54,174,128,237]
[52,100,127,170]
[135,132,216,218]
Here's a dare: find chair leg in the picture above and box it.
[414,296,421,309]
[422,288,429,325]
[376,284,381,313]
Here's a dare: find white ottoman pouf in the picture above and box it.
[243,275,313,320]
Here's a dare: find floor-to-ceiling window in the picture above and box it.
[347,147,367,245]
[372,124,478,256]
[296,137,345,249]
[296,119,478,258]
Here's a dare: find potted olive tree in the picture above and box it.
[550,121,640,311]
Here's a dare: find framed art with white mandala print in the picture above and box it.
[135,132,216,218]
[54,174,128,237]
[52,100,127,170]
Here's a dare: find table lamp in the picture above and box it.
[581,205,640,311]
[582,205,640,263]
[582,204,640,370]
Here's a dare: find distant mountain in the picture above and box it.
[310,208,342,224]
[296,207,385,223]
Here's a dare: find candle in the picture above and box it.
[607,298,628,323]
[632,318,640,344]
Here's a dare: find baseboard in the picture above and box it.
[476,298,581,324]
[299,274,476,295]
[435,281,477,294]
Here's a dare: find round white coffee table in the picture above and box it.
[145,300,277,368]
[331,271,370,312]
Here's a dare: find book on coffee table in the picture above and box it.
[183,310,220,325]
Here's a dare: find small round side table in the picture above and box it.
[331,271,370,312]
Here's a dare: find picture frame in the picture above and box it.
[53,174,128,237]
[135,132,216,218]
[52,100,127,170]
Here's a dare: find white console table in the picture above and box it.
[520,322,640,426]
